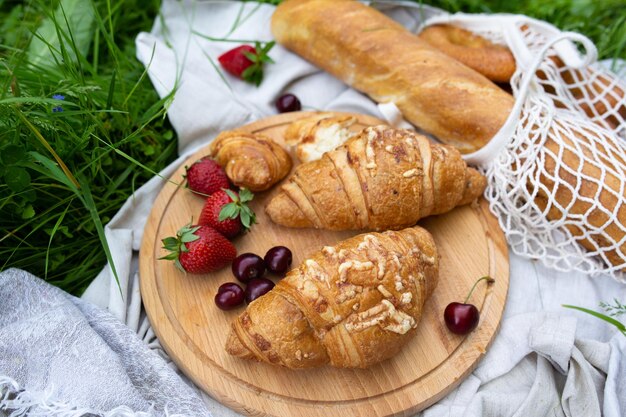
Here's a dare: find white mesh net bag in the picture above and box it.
[418,14,626,280]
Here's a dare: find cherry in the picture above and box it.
[276,93,301,113]
[232,253,266,283]
[264,246,293,275]
[244,278,275,304]
[444,276,495,335]
[215,282,244,310]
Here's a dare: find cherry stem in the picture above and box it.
[464,276,495,304]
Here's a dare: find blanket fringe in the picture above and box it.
[0,375,184,417]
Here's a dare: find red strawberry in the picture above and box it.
[160,224,236,274]
[198,188,256,238]
[218,41,275,86]
[184,157,230,196]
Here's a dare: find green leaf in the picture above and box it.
[240,209,251,229]
[77,174,122,296]
[563,305,626,333]
[45,202,71,278]
[243,50,258,62]
[223,188,239,202]
[1,145,27,165]
[162,237,178,247]
[238,188,254,203]
[28,0,95,66]
[159,252,179,261]
[180,232,199,243]
[219,203,239,221]
[21,204,35,219]
[175,259,185,273]
[5,166,31,192]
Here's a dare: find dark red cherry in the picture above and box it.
[264,246,293,275]
[444,303,480,334]
[244,278,275,304]
[276,93,301,113]
[444,276,494,335]
[232,253,266,283]
[215,282,244,310]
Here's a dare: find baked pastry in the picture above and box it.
[418,24,516,83]
[209,130,292,192]
[284,112,357,162]
[271,0,514,154]
[225,226,439,369]
[265,125,486,230]
[272,0,626,269]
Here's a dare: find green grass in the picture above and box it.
[1,0,625,296]
[0,0,177,295]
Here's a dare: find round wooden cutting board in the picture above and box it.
[139,112,509,417]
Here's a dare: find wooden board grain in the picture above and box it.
[139,112,509,417]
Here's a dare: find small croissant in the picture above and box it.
[225,226,438,369]
[266,125,486,230]
[210,130,292,192]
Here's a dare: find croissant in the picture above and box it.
[225,226,439,369]
[284,112,357,162]
[265,126,486,231]
[209,130,292,192]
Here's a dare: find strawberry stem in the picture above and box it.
[464,276,495,304]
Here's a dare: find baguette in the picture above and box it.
[271,0,514,154]
[272,0,626,269]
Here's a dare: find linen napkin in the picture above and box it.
[0,268,209,417]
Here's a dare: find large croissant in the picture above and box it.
[225,226,438,369]
[265,126,486,230]
[210,130,292,192]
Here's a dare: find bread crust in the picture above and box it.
[266,126,486,231]
[271,0,515,153]
[210,130,292,191]
[225,226,439,369]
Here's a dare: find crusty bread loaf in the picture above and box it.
[271,0,515,154]
[272,0,626,270]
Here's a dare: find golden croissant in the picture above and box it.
[210,130,292,192]
[265,126,487,230]
[225,226,439,369]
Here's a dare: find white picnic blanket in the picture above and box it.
[2,1,623,417]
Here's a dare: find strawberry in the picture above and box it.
[198,188,256,238]
[160,224,237,274]
[184,157,230,196]
[218,41,275,86]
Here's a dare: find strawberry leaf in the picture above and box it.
[159,252,179,261]
[238,188,254,203]
[223,188,239,202]
[240,209,251,229]
[162,237,178,247]
[239,41,275,87]
[243,51,259,63]
[219,202,239,221]
[174,259,186,273]
[180,233,199,243]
